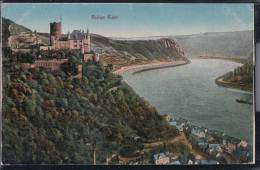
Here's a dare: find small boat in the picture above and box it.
[236,98,253,105]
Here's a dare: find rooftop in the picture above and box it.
[68,30,89,40]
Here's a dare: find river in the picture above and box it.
[122,59,253,145]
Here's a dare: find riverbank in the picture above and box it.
[198,57,253,92]
[215,75,253,92]
[113,59,190,75]
[197,56,246,64]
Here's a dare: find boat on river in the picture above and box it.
[236,98,253,105]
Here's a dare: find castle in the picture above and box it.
[20,21,101,79]
[40,21,97,62]
[50,22,90,52]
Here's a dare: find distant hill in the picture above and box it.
[2,17,31,35]
[173,31,254,59]
[111,31,254,60]
[2,17,50,47]
[2,17,32,47]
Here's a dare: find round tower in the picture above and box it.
[50,22,62,45]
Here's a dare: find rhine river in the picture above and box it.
[123,59,253,145]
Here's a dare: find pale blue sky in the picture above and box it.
[2,3,254,37]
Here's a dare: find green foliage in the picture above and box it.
[222,57,253,90]
[2,51,178,164]
[119,145,140,157]
[16,52,36,63]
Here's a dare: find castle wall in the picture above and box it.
[51,39,90,51]
[21,59,68,70]
[52,40,69,49]
[12,48,32,53]
[68,40,83,49]
[40,46,53,50]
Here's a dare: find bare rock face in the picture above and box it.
[90,34,186,61]
[160,38,185,57]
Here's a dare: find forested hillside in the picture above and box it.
[2,49,178,164]
[2,17,31,47]
[218,56,254,91]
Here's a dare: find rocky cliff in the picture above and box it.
[91,34,185,68]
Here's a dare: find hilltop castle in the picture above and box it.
[49,22,90,52]
[40,21,97,62]
[20,21,101,79]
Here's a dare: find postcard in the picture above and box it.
[1,3,255,165]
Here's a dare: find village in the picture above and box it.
[138,114,252,165]
[94,113,252,165]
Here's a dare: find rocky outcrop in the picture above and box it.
[159,38,185,57]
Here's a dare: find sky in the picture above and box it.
[2,3,254,38]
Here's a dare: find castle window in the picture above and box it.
[74,40,77,43]
[74,44,77,47]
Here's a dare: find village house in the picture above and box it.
[191,127,206,139]
[234,149,251,162]
[169,154,179,162]
[153,153,170,165]
[237,140,248,149]
[194,159,201,165]
[169,120,177,126]
[224,142,237,155]
[187,160,193,165]
[163,114,172,122]
[208,130,224,140]
[197,140,209,151]
[176,123,185,132]
[222,135,241,155]
[207,144,222,156]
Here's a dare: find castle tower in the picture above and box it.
[50,22,62,45]
[87,28,91,52]
[34,30,39,44]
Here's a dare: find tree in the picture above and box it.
[23,98,36,117]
